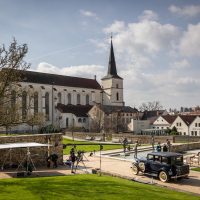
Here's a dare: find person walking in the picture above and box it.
[163,144,168,152]
[156,142,161,152]
[70,148,76,173]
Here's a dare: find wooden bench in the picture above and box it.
[112,139,119,143]
[95,137,101,141]
[85,136,92,140]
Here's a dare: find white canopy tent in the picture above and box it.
[0,142,53,177]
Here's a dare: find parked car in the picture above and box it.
[131,152,189,182]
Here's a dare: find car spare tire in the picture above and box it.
[159,171,169,182]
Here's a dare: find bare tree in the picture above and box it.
[0,38,31,134]
[139,101,163,112]
[111,111,124,134]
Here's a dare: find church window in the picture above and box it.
[116,84,118,88]
[78,118,82,123]
[130,114,132,116]
[68,93,71,105]
[66,118,68,128]
[11,91,16,107]
[58,93,61,104]
[86,95,89,105]
[22,91,27,119]
[77,94,80,105]
[116,92,119,100]
[45,92,49,120]
[83,118,86,123]
[126,118,129,123]
[34,91,38,115]
[122,118,125,123]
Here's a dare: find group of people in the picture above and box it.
[156,143,168,152]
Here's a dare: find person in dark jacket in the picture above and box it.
[163,144,168,152]
[47,154,58,168]
[70,148,76,173]
[156,142,161,152]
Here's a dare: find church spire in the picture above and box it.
[101,37,122,80]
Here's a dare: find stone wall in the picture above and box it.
[174,136,200,143]
[65,132,105,141]
[0,133,63,167]
[171,142,200,153]
[112,134,174,144]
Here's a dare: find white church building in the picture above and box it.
[1,39,136,133]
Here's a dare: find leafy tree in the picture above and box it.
[165,128,171,134]
[0,38,32,134]
[40,124,62,134]
[170,126,179,135]
[139,101,163,112]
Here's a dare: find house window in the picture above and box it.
[122,118,125,123]
[67,93,71,104]
[195,123,197,127]
[34,91,38,115]
[22,91,27,119]
[130,118,132,122]
[58,93,61,104]
[179,123,181,126]
[126,118,129,123]
[199,123,200,127]
[66,118,68,128]
[130,114,132,116]
[184,132,186,135]
[116,92,119,100]
[123,114,124,116]
[161,127,163,129]
[162,120,163,122]
[153,127,155,129]
[195,131,197,136]
[86,95,89,105]
[78,118,82,123]
[127,114,128,116]
[157,127,159,129]
[77,94,80,105]
[45,92,49,120]
[116,84,118,88]
[107,114,109,116]
[83,118,86,123]
[191,131,194,136]
[176,123,178,126]
[179,132,182,135]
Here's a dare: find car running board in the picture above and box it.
[143,172,158,177]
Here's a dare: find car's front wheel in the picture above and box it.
[159,171,169,182]
[132,165,139,175]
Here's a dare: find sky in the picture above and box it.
[1,0,200,111]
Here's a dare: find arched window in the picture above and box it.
[83,118,86,123]
[34,91,38,115]
[78,118,82,123]
[68,93,71,105]
[66,118,68,128]
[116,92,119,100]
[86,95,89,105]
[22,91,27,119]
[58,93,61,104]
[45,92,49,120]
[77,94,80,105]
[11,91,16,107]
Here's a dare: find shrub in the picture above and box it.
[40,124,62,134]
[170,131,179,135]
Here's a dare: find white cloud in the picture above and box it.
[79,10,100,21]
[175,23,200,57]
[103,20,179,54]
[81,21,87,26]
[169,4,200,17]
[36,62,105,82]
[89,39,109,53]
[169,59,191,69]
[138,10,158,21]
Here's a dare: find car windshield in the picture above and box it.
[171,156,183,164]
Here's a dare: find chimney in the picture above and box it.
[145,110,148,115]
[157,110,159,116]
[94,75,96,80]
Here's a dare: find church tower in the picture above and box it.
[101,37,124,106]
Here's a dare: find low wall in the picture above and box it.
[0,133,63,167]
[65,132,105,141]
[174,136,200,143]
[171,142,200,153]
[112,134,174,144]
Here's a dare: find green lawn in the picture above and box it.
[0,175,198,200]
[63,138,147,155]
[191,167,200,172]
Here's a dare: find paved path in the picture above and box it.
[64,149,200,196]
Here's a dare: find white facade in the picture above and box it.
[189,116,200,136]
[132,119,151,134]
[170,116,189,135]
[151,116,171,130]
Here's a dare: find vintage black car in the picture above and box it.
[132,152,189,182]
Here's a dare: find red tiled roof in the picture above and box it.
[56,104,93,117]
[190,111,200,115]
[179,115,197,126]
[161,115,177,124]
[21,71,101,90]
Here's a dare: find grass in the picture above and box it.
[63,138,148,155]
[0,174,198,200]
[191,167,200,172]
